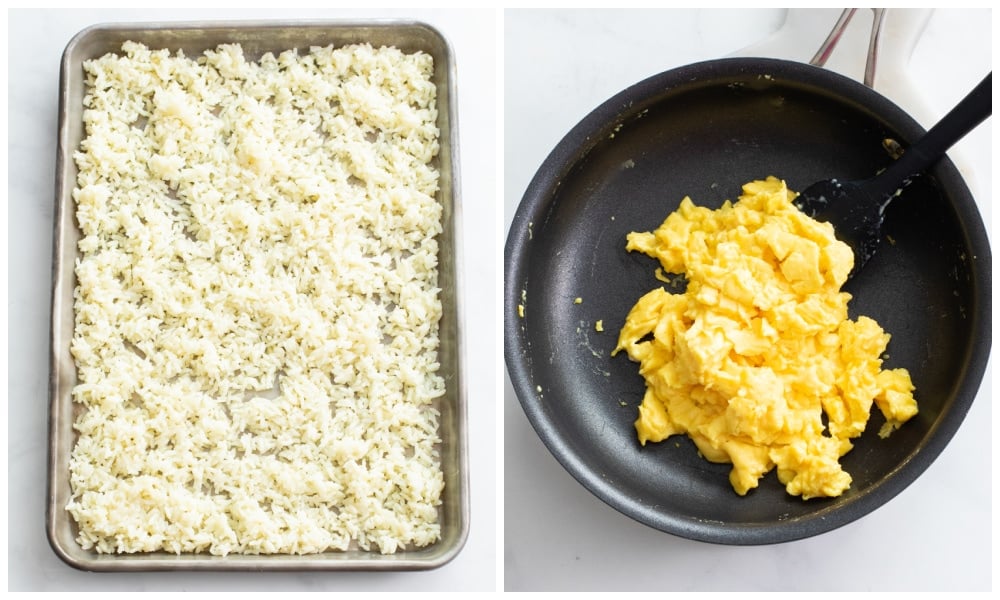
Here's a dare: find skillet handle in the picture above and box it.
[809,8,885,88]
[863,8,887,88]
[809,8,942,131]
[810,8,886,88]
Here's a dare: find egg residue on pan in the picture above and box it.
[613,177,918,499]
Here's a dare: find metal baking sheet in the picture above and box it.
[47,20,468,572]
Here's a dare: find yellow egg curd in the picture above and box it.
[613,177,918,499]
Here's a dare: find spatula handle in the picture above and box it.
[872,71,991,198]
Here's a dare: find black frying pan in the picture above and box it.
[503,57,991,544]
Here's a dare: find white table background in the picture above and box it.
[6,7,995,593]
[504,9,992,592]
[7,8,497,592]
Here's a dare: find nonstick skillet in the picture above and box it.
[503,55,991,544]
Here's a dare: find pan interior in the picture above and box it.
[507,64,984,542]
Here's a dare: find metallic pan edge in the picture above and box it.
[47,19,468,572]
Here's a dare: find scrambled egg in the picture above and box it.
[613,177,918,499]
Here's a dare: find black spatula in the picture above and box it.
[794,72,991,278]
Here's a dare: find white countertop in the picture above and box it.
[7,8,497,592]
[504,9,992,591]
[6,7,993,593]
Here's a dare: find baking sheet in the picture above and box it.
[47,20,468,571]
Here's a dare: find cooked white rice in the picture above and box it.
[67,41,446,556]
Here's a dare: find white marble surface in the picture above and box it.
[504,9,992,591]
[7,8,497,592]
